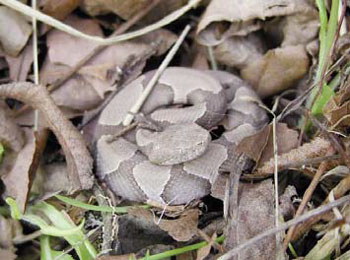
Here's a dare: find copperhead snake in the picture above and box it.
[93,67,268,205]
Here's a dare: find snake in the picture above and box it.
[93,67,268,205]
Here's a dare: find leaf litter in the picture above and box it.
[0,0,350,259]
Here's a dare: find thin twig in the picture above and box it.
[0,0,201,45]
[123,24,191,126]
[219,195,350,260]
[32,0,39,130]
[207,46,217,70]
[282,146,335,250]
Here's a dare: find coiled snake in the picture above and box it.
[93,67,267,205]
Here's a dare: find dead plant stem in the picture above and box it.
[282,146,335,250]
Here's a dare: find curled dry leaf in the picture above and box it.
[323,97,350,127]
[0,106,24,152]
[0,6,32,56]
[241,45,310,97]
[5,43,33,82]
[196,0,312,46]
[224,179,275,259]
[41,15,176,112]
[237,122,299,170]
[257,137,333,175]
[323,77,350,127]
[1,129,40,213]
[0,82,94,192]
[128,208,199,242]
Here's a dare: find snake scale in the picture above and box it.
[93,67,268,205]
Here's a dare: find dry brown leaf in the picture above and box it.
[128,208,199,242]
[1,129,38,213]
[0,215,22,251]
[241,45,309,97]
[237,122,299,169]
[0,249,16,260]
[0,82,94,192]
[41,15,176,112]
[197,0,312,46]
[98,254,136,260]
[41,0,81,21]
[279,185,297,220]
[5,43,33,82]
[81,0,187,22]
[224,179,275,259]
[176,251,196,260]
[323,76,350,127]
[196,232,217,260]
[257,137,332,175]
[0,106,24,152]
[281,9,319,47]
[323,97,350,126]
[0,6,32,56]
[46,15,102,67]
[213,34,264,69]
[31,162,70,196]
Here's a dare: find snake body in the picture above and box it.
[94,67,267,205]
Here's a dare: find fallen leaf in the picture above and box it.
[81,0,187,22]
[31,162,70,196]
[0,249,16,260]
[2,129,38,213]
[0,106,25,152]
[41,15,176,112]
[5,42,33,82]
[0,82,94,192]
[128,208,199,241]
[213,34,264,69]
[323,97,350,127]
[0,6,32,56]
[197,0,312,46]
[237,123,299,169]
[323,80,350,127]
[196,233,217,260]
[257,137,333,175]
[224,179,276,259]
[241,45,309,97]
[117,214,172,253]
[279,185,297,220]
[0,215,22,251]
[98,254,136,260]
[176,251,196,260]
[41,0,80,21]
[281,8,319,47]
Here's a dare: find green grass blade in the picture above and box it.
[138,235,225,260]
[55,195,150,213]
[0,143,4,163]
